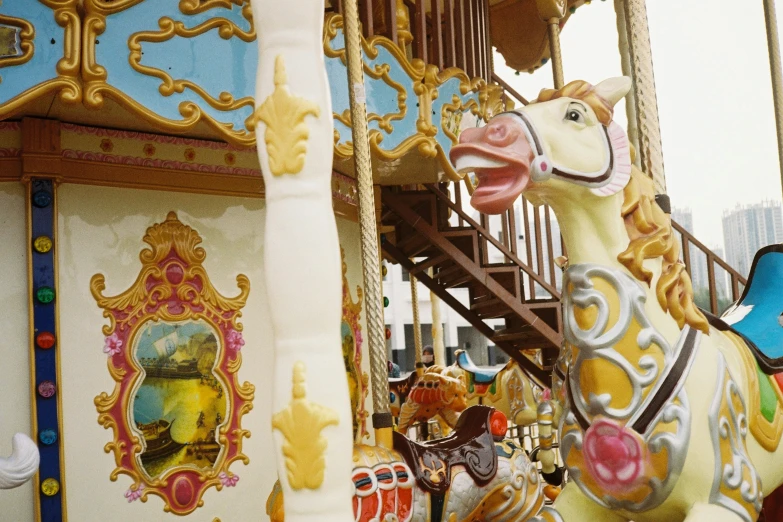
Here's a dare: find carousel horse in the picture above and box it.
[395,365,468,432]
[450,76,783,522]
[268,405,559,522]
[444,349,544,427]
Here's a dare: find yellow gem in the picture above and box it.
[41,478,60,496]
[33,236,53,254]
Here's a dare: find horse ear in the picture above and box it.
[594,77,632,107]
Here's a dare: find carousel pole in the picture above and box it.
[613,0,641,169]
[342,0,394,448]
[410,276,424,377]
[535,0,567,89]
[762,0,783,199]
[252,0,354,520]
[429,275,446,367]
[615,0,667,193]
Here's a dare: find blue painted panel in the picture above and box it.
[0,1,65,104]
[431,75,481,155]
[97,0,256,132]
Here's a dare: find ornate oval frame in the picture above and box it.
[92,212,254,515]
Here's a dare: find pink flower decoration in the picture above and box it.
[226,330,245,352]
[582,418,647,492]
[219,471,239,487]
[103,333,123,357]
[124,484,144,502]
[541,388,552,402]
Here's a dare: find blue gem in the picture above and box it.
[39,429,57,445]
[32,191,52,208]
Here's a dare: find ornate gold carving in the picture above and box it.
[272,362,339,490]
[254,55,321,176]
[0,0,81,119]
[92,212,254,515]
[341,247,368,442]
[179,0,244,15]
[82,0,255,146]
[0,16,33,70]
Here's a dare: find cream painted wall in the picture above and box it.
[0,182,34,521]
[57,184,274,522]
[335,217,375,445]
[54,187,373,521]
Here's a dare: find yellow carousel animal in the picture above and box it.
[451,76,783,522]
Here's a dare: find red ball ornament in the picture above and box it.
[385,328,392,340]
[490,410,508,439]
[36,332,55,350]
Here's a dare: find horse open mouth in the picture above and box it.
[451,150,531,214]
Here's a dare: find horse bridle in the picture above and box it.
[501,110,615,188]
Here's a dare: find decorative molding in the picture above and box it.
[0,0,81,120]
[0,15,34,69]
[92,212,255,515]
[254,56,321,176]
[272,362,339,490]
[82,0,256,146]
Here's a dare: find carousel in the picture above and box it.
[2,0,783,521]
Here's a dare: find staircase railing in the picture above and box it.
[327,0,493,82]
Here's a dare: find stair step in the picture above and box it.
[492,327,533,343]
[396,234,435,258]
[410,254,450,276]
[470,298,509,319]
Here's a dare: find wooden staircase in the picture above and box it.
[380,184,562,385]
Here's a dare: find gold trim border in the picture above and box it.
[0,0,81,121]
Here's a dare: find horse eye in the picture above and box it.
[567,110,582,122]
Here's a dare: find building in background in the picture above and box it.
[722,201,783,277]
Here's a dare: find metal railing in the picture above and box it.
[327,0,493,81]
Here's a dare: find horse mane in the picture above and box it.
[618,166,709,334]
[537,80,614,126]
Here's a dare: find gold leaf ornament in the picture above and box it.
[272,362,339,490]
[255,56,321,176]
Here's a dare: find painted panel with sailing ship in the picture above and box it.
[132,320,226,478]
[93,213,255,515]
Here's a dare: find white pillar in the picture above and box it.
[252,1,354,520]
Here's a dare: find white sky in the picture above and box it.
[495,0,783,250]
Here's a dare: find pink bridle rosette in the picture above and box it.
[582,417,649,493]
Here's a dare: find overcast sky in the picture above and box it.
[495,0,783,250]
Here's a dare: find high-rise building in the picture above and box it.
[671,207,707,291]
[722,201,783,277]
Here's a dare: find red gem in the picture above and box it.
[385,328,392,340]
[173,477,194,507]
[36,332,55,349]
[166,264,184,285]
[490,410,508,438]
[540,162,548,171]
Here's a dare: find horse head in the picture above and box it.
[450,77,632,214]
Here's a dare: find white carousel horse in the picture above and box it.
[0,433,38,489]
[451,77,783,522]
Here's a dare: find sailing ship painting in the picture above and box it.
[131,319,228,479]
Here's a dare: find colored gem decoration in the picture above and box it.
[32,190,52,208]
[38,381,56,398]
[385,327,392,340]
[41,478,60,496]
[39,429,57,446]
[383,296,390,308]
[381,264,388,277]
[36,286,55,304]
[36,332,56,350]
[33,236,53,254]
[91,212,255,516]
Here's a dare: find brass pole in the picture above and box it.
[410,275,424,376]
[613,0,641,169]
[619,0,666,194]
[763,0,783,200]
[343,0,393,448]
[547,18,565,89]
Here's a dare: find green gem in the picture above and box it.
[383,296,390,307]
[37,286,55,304]
[569,6,576,13]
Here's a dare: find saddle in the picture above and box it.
[719,244,783,374]
[455,350,505,384]
[392,405,499,496]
